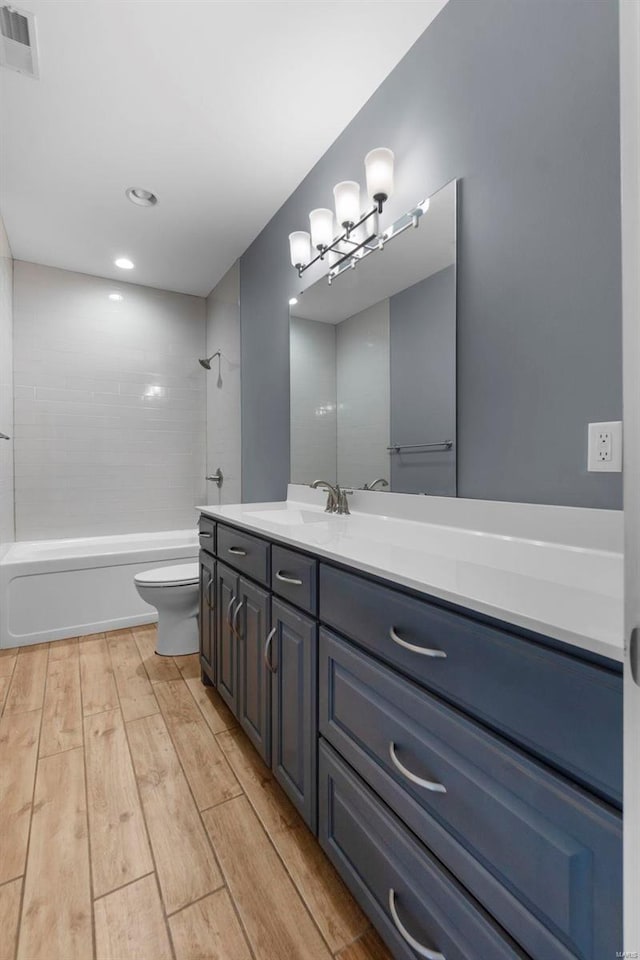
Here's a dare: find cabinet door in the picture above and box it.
[199,550,216,685]
[237,577,271,764]
[270,597,317,831]
[216,561,239,716]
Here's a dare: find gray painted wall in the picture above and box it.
[390,266,456,497]
[206,262,242,505]
[240,0,621,508]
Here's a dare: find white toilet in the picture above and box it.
[134,563,200,656]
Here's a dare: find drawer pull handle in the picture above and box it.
[389,626,446,659]
[388,889,445,960]
[389,742,446,794]
[276,571,303,586]
[228,546,247,556]
[200,531,213,539]
[264,627,277,673]
[232,598,244,638]
[205,574,214,609]
[226,595,237,630]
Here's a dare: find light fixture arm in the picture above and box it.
[326,199,430,286]
[296,202,382,278]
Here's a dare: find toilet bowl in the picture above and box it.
[134,563,199,656]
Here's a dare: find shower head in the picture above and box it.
[199,351,221,370]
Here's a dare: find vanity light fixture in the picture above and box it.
[289,231,311,270]
[365,148,394,211]
[333,182,361,230]
[114,257,134,270]
[288,148,395,281]
[309,208,334,250]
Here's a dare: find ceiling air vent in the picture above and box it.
[0,4,39,78]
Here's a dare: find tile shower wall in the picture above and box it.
[290,315,337,485]
[336,300,390,489]
[13,262,206,539]
[205,261,242,504]
[0,216,14,545]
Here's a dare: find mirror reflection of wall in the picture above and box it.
[390,265,456,496]
[290,179,456,496]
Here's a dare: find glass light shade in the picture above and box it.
[309,208,334,250]
[333,181,361,228]
[289,231,311,267]
[365,147,394,202]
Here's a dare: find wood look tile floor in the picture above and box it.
[0,625,391,960]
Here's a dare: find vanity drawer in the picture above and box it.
[271,545,317,615]
[198,516,216,553]
[217,523,270,586]
[320,629,622,960]
[319,739,527,960]
[319,563,622,805]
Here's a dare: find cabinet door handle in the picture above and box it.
[389,626,446,659]
[276,571,303,586]
[200,531,213,539]
[205,574,214,609]
[388,889,445,960]
[389,742,446,793]
[228,546,247,556]
[264,627,277,673]
[226,594,237,630]
[631,627,640,686]
[232,598,245,638]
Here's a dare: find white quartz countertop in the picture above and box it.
[197,499,624,663]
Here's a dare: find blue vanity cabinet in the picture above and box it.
[320,563,623,806]
[236,576,272,765]
[198,549,216,685]
[198,515,216,552]
[319,741,528,960]
[205,520,319,830]
[319,628,622,960]
[271,544,318,615]
[200,515,623,959]
[270,597,318,831]
[217,523,270,586]
[215,560,240,716]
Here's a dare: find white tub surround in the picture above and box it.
[12,262,206,540]
[199,486,623,662]
[0,530,198,648]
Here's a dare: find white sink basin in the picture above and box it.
[245,508,331,526]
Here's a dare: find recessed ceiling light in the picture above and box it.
[126,187,158,207]
[289,297,298,306]
[108,293,123,301]
[114,257,134,270]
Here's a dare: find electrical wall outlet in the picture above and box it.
[588,421,623,472]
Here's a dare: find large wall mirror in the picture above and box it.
[289,178,457,496]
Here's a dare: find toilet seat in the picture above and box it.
[134,563,199,588]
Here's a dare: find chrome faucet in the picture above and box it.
[310,479,352,515]
[363,477,389,491]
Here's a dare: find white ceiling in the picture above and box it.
[0,0,447,297]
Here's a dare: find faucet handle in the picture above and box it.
[337,487,353,515]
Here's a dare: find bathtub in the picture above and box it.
[0,529,199,649]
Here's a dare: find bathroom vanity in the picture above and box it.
[197,174,622,959]
[198,494,623,960]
